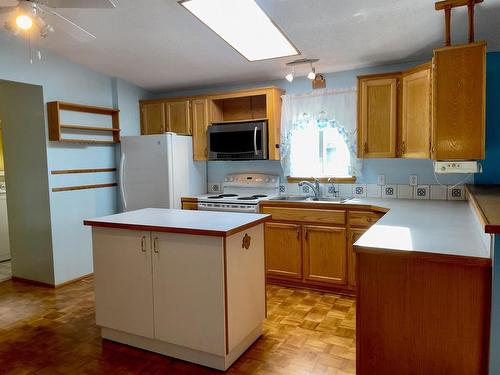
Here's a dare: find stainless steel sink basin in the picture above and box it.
[270,195,309,201]
[270,196,350,203]
[307,197,349,203]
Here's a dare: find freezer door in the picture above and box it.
[120,135,170,211]
[169,135,207,209]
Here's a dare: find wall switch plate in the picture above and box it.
[208,183,221,193]
[409,175,418,186]
[377,175,385,186]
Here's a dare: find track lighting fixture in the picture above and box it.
[284,58,319,83]
[285,69,295,82]
[307,64,316,80]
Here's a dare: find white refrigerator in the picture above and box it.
[119,133,207,212]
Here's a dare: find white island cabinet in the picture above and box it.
[84,208,270,371]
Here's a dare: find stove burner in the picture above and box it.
[207,194,239,199]
[237,194,268,201]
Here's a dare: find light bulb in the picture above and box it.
[16,14,33,30]
[307,66,316,80]
[285,70,295,82]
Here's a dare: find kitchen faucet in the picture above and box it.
[298,179,321,198]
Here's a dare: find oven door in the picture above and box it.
[208,121,268,160]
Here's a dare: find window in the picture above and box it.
[288,123,351,178]
[280,88,360,179]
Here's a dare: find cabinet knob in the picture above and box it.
[242,234,251,250]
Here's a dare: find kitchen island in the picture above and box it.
[84,208,270,371]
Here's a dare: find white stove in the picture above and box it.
[197,173,280,213]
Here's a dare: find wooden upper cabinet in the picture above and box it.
[358,74,399,158]
[401,64,432,159]
[191,99,209,161]
[265,222,302,279]
[432,42,486,160]
[166,100,191,135]
[303,225,347,285]
[141,102,165,135]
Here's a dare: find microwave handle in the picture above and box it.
[254,126,258,156]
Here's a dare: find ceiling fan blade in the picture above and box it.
[0,0,18,7]
[0,5,16,13]
[45,9,96,42]
[42,0,115,9]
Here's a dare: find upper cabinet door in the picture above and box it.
[141,102,166,135]
[166,100,191,135]
[191,99,209,161]
[358,76,399,158]
[432,42,486,160]
[303,225,347,285]
[401,66,431,159]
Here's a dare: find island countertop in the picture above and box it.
[84,208,271,237]
[351,198,490,263]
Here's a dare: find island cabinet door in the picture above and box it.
[303,225,347,285]
[92,228,154,338]
[151,232,226,356]
[265,222,302,279]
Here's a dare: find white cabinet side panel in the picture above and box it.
[152,232,225,355]
[226,224,266,352]
[92,227,154,338]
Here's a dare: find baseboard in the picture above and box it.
[12,273,93,288]
[266,278,356,297]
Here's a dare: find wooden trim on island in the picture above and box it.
[83,216,272,238]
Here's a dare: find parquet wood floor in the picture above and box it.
[0,277,355,374]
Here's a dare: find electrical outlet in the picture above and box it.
[409,175,418,186]
[377,175,385,186]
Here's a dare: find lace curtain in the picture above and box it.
[280,88,361,177]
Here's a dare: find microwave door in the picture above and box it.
[208,122,267,160]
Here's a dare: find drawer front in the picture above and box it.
[261,207,345,225]
[348,211,383,228]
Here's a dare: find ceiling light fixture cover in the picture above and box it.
[179,0,299,61]
[307,65,316,80]
[285,70,295,82]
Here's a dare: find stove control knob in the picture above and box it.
[271,178,277,183]
[265,177,270,183]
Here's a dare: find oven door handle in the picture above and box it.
[253,126,258,156]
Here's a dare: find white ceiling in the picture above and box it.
[5,0,500,92]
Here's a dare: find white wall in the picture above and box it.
[0,31,150,284]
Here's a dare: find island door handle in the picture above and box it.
[153,237,159,253]
[141,236,147,253]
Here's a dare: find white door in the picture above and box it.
[120,135,170,211]
[92,228,154,338]
[0,195,9,261]
[151,232,226,355]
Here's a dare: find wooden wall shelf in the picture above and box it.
[52,182,117,193]
[47,101,120,144]
[51,168,116,175]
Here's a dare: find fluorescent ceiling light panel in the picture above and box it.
[180,0,299,61]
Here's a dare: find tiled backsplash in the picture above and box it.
[279,182,466,201]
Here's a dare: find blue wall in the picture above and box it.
[0,31,150,284]
[159,60,477,186]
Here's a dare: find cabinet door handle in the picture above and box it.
[141,236,147,253]
[401,141,406,154]
[153,237,159,253]
[304,229,308,241]
[364,142,368,154]
[296,227,300,239]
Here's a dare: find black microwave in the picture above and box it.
[207,121,268,160]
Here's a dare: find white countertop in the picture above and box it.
[351,198,490,259]
[84,208,270,237]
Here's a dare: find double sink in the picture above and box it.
[270,195,350,204]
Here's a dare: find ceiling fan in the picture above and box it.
[0,0,115,43]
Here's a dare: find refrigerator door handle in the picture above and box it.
[119,153,127,210]
[253,126,258,156]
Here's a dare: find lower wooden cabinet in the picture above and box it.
[303,225,347,285]
[265,222,302,279]
[348,228,366,288]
